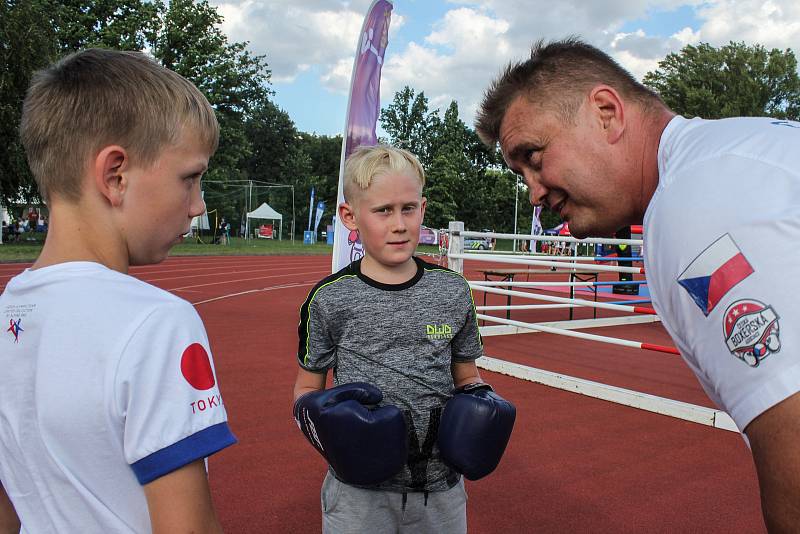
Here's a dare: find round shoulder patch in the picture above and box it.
[181,343,216,390]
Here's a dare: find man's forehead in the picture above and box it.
[499,96,542,144]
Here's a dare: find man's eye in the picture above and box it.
[528,150,542,170]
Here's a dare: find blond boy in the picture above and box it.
[0,49,236,532]
[292,145,515,533]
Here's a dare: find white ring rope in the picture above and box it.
[470,283,656,315]
[478,304,581,311]
[471,280,644,288]
[453,252,643,274]
[447,223,735,430]
[476,313,678,355]
[458,230,642,246]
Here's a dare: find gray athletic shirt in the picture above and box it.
[297,256,484,492]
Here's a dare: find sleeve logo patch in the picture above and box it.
[181,343,216,390]
[677,234,754,316]
[723,299,781,367]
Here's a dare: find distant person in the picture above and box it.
[293,145,515,533]
[27,209,39,231]
[0,48,236,532]
[476,37,800,530]
[218,217,228,245]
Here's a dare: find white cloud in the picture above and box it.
[211,0,800,132]
[694,0,800,50]
[211,0,403,85]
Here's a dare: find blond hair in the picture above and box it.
[343,145,425,202]
[20,48,219,203]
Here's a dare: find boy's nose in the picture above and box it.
[189,189,206,218]
[391,213,407,232]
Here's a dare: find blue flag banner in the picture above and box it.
[313,201,325,234]
[307,186,315,232]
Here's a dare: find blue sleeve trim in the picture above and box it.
[131,422,237,485]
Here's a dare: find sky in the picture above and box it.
[211,0,800,136]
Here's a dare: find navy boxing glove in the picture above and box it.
[438,382,516,481]
[293,382,407,486]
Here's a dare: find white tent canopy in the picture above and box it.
[191,211,210,231]
[191,191,210,230]
[247,202,283,240]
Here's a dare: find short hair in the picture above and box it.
[475,37,664,146]
[343,144,425,202]
[20,48,219,203]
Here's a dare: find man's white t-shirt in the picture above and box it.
[644,116,800,432]
[0,262,236,532]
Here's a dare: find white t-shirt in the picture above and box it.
[644,116,800,432]
[0,262,236,533]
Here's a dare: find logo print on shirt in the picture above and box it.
[426,323,453,340]
[723,299,781,367]
[180,343,216,390]
[7,319,23,343]
[677,234,754,316]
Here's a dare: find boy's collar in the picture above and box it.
[353,257,424,291]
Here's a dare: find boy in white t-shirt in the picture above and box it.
[0,48,236,532]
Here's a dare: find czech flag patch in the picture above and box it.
[677,234,754,316]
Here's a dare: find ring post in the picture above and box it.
[449,221,464,274]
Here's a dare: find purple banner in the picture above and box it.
[332,0,393,271]
[344,0,392,158]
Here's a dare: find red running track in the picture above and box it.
[0,256,764,532]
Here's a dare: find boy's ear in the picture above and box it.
[338,201,358,231]
[93,145,128,207]
[420,196,427,221]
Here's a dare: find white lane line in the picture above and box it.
[167,270,328,291]
[143,265,316,283]
[131,258,329,277]
[191,282,315,305]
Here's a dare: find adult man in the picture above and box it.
[475,37,800,531]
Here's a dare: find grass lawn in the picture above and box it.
[0,234,443,263]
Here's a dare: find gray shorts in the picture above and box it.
[321,472,467,534]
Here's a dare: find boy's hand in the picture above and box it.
[293,382,407,485]
[438,383,516,480]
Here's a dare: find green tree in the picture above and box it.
[53,0,162,52]
[643,41,800,119]
[244,101,303,184]
[0,0,272,206]
[425,101,468,229]
[0,0,59,205]
[152,0,271,183]
[380,86,441,166]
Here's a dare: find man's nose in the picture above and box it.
[523,172,548,206]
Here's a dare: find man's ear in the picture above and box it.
[588,85,625,144]
[338,201,358,231]
[93,145,128,207]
